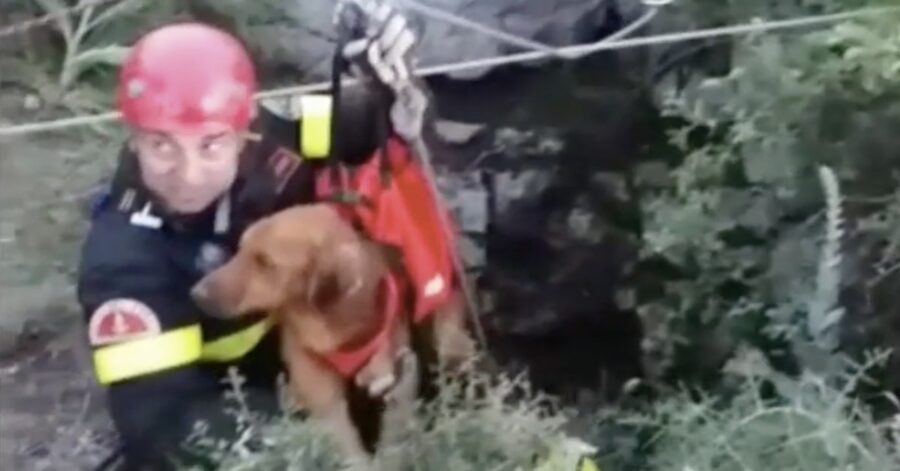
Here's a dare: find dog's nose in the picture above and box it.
[190,282,228,318]
[190,281,210,304]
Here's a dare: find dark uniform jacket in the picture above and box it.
[77,94,384,470]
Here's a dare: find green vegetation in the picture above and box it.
[2,1,899,469]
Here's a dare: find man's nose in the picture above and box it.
[179,153,206,186]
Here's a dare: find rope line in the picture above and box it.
[0,0,118,39]
[1,5,898,138]
[395,0,578,60]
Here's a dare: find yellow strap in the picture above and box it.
[92,325,202,385]
[299,94,333,159]
[200,319,274,362]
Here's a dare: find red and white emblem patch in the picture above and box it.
[267,147,301,195]
[88,298,162,346]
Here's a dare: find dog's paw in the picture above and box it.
[354,367,397,398]
[367,373,397,397]
[354,347,419,399]
[384,348,419,403]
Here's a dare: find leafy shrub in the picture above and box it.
[635,12,900,387]
[591,347,900,471]
[589,154,899,470]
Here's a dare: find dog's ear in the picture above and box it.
[305,241,366,308]
[365,239,402,270]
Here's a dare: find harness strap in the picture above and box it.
[319,274,403,377]
[327,9,395,202]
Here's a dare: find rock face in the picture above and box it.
[422,52,654,403]
[187,0,649,81]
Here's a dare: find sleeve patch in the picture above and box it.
[88,298,162,346]
[267,147,302,195]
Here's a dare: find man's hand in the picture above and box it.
[336,0,430,141]
[339,0,416,86]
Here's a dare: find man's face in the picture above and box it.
[130,125,246,215]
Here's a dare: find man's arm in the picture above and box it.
[77,210,270,470]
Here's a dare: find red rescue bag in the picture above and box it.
[315,137,458,322]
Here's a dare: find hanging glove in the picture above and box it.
[336,0,431,141]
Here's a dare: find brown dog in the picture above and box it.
[190,203,475,466]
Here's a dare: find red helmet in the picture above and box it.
[117,22,257,132]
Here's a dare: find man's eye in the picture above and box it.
[203,141,221,153]
[151,139,174,153]
[202,135,238,156]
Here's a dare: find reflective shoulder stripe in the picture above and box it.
[299,94,333,159]
[92,325,202,385]
[201,319,273,362]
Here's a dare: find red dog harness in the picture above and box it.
[315,138,459,377]
[319,274,403,377]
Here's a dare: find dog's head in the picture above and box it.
[190,204,386,322]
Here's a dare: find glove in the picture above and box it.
[338,0,415,87]
[336,0,430,141]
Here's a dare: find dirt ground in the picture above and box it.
[0,89,122,469]
[0,321,118,470]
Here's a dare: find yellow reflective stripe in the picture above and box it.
[92,325,202,385]
[200,319,273,362]
[299,94,333,159]
[92,320,273,385]
[578,457,601,471]
[534,447,601,471]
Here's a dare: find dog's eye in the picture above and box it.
[254,253,273,270]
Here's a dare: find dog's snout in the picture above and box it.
[191,280,229,319]
[190,281,210,304]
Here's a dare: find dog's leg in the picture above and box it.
[283,342,371,467]
[376,347,420,456]
[431,291,478,372]
[354,347,398,398]
[354,321,420,464]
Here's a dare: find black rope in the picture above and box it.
[330,3,396,198]
[328,13,351,190]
